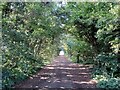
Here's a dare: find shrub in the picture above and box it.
[97,78,120,89]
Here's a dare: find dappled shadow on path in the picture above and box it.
[14,56,96,89]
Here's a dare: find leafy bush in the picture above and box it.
[97,78,120,89]
[94,53,118,77]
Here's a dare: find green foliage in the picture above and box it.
[66,2,119,89]
[95,53,118,76]
[1,2,119,89]
[63,35,95,63]
[92,53,119,88]
[67,2,119,53]
[97,78,120,89]
[2,2,62,88]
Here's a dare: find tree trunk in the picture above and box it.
[77,50,80,63]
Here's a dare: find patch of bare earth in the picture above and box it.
[14,56,97,89]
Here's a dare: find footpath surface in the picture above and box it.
[14,56,96,89]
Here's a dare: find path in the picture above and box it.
[14,56,96,89]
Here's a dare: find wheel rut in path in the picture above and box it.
[14,56,97,89]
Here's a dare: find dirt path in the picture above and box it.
[14,56,96,89]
